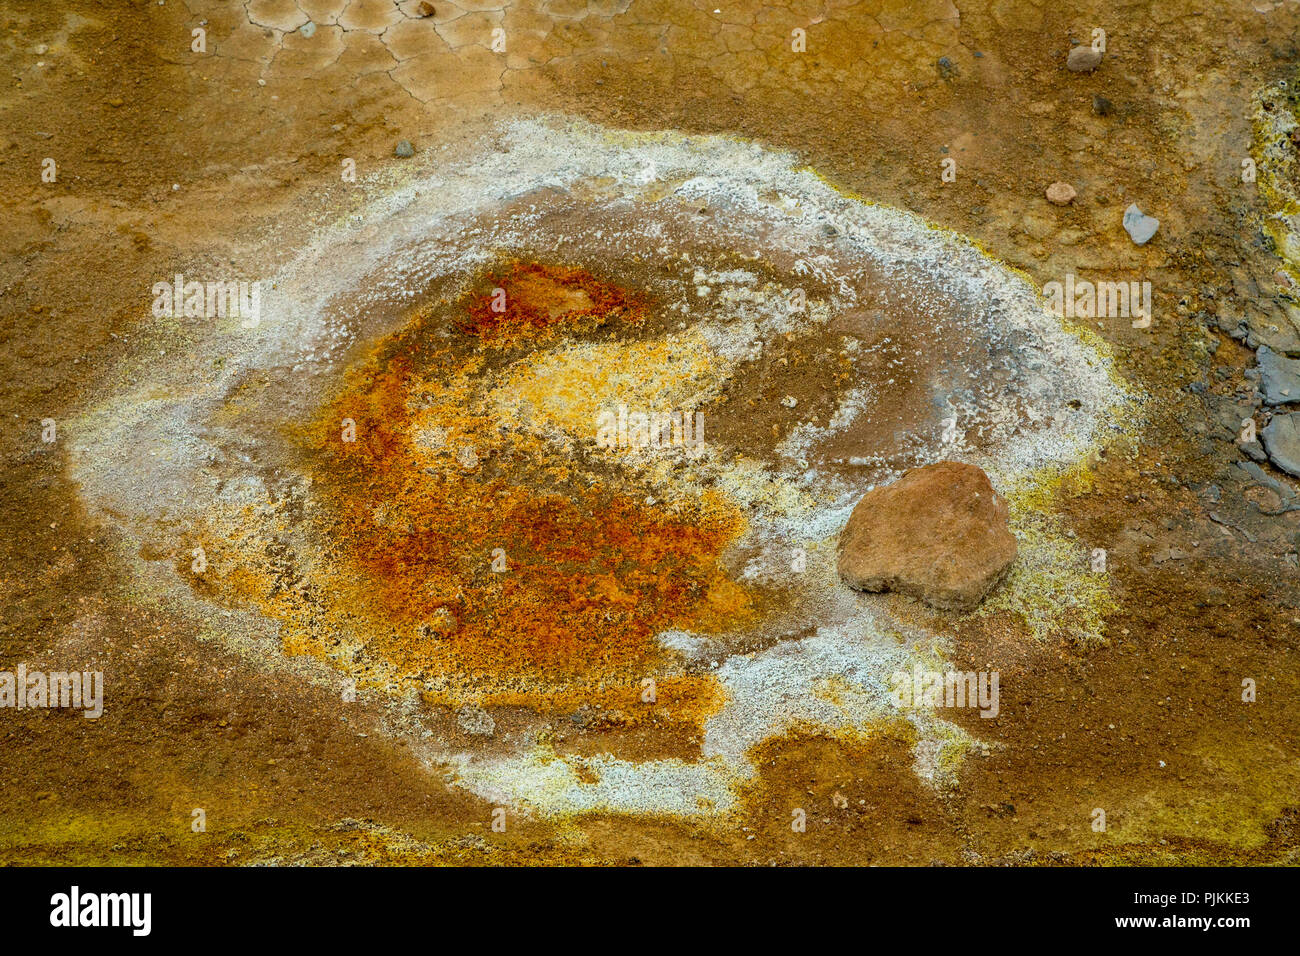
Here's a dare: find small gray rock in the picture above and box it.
[1123,203,1159,245]
[300,21,316,37]
[1247,318,1300,356]
[395,140,415,158]
[1258,345,1300,404]
[1237,459,1296,500]
[1067,47,1103,72]
[1242,440,1269,463]
[1262,412,1300,477]
[1212,310,1249,342]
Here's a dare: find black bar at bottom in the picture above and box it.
[0,865,1278,943]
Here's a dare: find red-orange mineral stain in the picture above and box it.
[253,262,754,712]
[456,260,649,348]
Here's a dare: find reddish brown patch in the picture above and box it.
[456,260,649,347]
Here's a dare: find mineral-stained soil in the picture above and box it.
[2,0,1299,865]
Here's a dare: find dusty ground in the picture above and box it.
[2,0,1300,865]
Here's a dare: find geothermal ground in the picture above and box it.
[1,0,1299,866]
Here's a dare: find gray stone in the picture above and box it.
[1213,309,1250,342]
[1258,345,1300,404]
[1067,46,1103,72]
[1242,440,1269,462]
[1209,394,1259,436]
[1123,203,1159,245]
[1237,460,1296,500]
[1262,412,1300,477]
[1246,302,1300,356]
[395,140,415,158]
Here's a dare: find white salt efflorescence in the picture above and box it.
[69,116,1131,819]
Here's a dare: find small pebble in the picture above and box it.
[1092,94,1113,116]
[417,1,435,15]
[1067,47,1103,72]
[1046,181,1077,205]
[1123,203,1160,245]
[395,140,415,158]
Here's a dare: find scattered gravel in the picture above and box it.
[456,705,496,737]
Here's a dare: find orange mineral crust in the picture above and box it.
[455,260,650,348]
[200,266,754,719]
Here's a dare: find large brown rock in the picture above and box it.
[837,462,1017,612]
